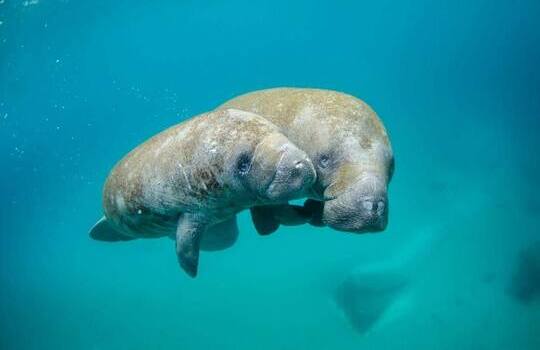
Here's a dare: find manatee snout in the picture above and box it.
[266,144,316,201]
[323,177,389,233]
[247,133,316,203]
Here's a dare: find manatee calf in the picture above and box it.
[219,88,394,234]
[89,108,316,277]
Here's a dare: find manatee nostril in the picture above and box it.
[362,199,386,214]
[362,200,373,211]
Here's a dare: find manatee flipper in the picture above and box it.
[251,201,325,235]
[302,199,325,227]
[200,216,239,251]
[250,204,310,235]
[250,206,280,235]
[271,204,314,226]
[176,214,207,278]
[89,217,135,242]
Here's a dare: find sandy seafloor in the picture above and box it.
[1,1,539,349]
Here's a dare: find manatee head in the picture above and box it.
[216,110,316,204]
[320,160,393,233]
[309,106,394,233]
[233,132,316,203]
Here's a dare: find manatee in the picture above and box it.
[219,88,394,234]
[89,108,316,277]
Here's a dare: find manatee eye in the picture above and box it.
[236,152,252,176]
[318,154,330,169]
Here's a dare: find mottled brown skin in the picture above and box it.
[92,108,316,277]
[219,88,394,233]
[104,110,263,236]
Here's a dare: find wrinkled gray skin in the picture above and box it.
[219,88,394,234]
[89,109,316,277]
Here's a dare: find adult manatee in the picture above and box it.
[219,88,394,234]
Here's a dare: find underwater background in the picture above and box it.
[1,0,539,349]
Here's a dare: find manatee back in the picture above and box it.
[101,119,202,237]
[220,88,392,156]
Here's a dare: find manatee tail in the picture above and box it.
[89,216,135,242]
[329,226,440,334]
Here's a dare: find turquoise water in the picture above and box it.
[1,0,539,349]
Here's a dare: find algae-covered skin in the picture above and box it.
[89,108,316,277]
[219,88,394,234]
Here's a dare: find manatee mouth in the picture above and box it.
[264,154,316,201]
[322,194,388,233]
